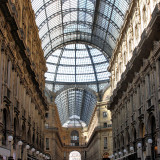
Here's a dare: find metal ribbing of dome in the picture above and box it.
[45,44,110,93]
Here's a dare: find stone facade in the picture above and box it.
[108,1,160,160]
[0,0,114,160]
[0,0,48,159]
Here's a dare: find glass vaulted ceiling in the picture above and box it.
[45,44,110,93]
[55,88,97,127]
[31,0,131,58]
[31,0,132,127]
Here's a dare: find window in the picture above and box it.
[103,123,107,128]
[103,112,107,118]
[45,113,49,118]
[71,130,79,146]
[147,74,151,98]
[46,138,49,150]
[104,137,107,149]
[108,124,112,127]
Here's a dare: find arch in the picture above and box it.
[130,126,137,151]
[2,108,11,145]
[147,114,156,134]
[41,21,117,43]
[27,126,31,143]
[13,116,20,146]
[138,122,145,138]
[147,114,157,159]
[31,0,132,58]
[43,31,113,58]
[45,40,110,59]
[34,0,125,19]
[130,127,137,143]
[142,5,147,23]
[45,153,51,160]
[125,129,130,146]
[117,136,120,149]
[120,134,125,147]
[69,151,81,160]
[32,131,35,144]
[22,122,26,140]
[55,85,97,98]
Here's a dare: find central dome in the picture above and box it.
[45,44,110,93]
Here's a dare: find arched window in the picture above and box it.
[123,51,127,66]
[142,6,147,28]
[2,109,7,145]
[13,117,19,148]
[71,130,79,146]
[150,116,157,159]
[22,122,26,140]
[32,132,35,144]
[135,24,139,40]
[27,127,31,143]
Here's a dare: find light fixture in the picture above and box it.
[18,141,23,146]
[130,146,134,151]
[8,135,13,142]
[148,139,153,144]
[31,148,35,152]
[26,145,30,149]
[137,143,142,148]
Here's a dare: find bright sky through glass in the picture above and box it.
[31,0,131,58]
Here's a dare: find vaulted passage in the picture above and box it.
[31,0,131,58]
[0,0,159,160]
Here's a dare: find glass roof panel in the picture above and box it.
[31,0,132,58]
[31,0,131,128]
[45,44,110,92]
[55,88,97,127]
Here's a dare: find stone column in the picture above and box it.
[8,140,14,160]
[15,144,19,160]
[145,142,152,160]
[18,145,22,160]
[23,145,28,160]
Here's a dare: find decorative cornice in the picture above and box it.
[108,4,160,110]
[0,0,48,110]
